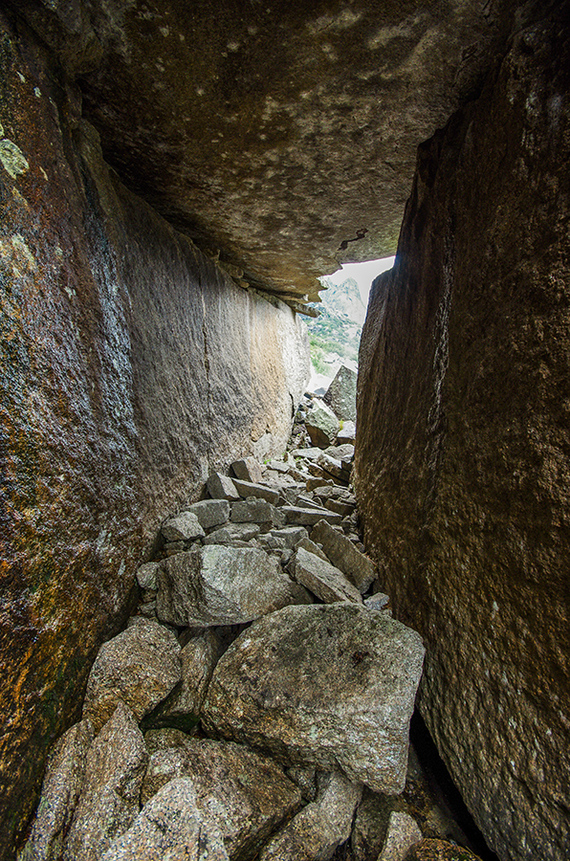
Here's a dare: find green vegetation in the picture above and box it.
[307,276,364,375]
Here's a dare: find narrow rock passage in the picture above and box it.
[21,396,481,861]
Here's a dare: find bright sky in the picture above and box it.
[322,257,395,305]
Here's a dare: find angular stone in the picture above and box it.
[325,498,356,517]
[19,720,95,861]
[294,536,328,561]
[185,499,230,530]
[231,456,263,484]
[100,778,229,861]
[316,452,350,482]
[351,788,394,861]
[258,771,362,861]
[203,523,260,544]
[305,399,340,449]
[282,506,342,526]
[311,520,376,593]
[379,812,422,861]
[290,547,362,605]
[294,448,324,461]
[82,618,181,732]
[146,630,221,729]
[203,603,425,793]
[62,704,148,861]
[141,739,302,859]
[337,421,356,445]
[365,593,391,612]
[403,839,483,861]
[136,561,159,591]
[231,479,280,505]
[207,473,240,501]
[324,443,355,461]
[162,511,205,542]
[306,477,334,491]
[323,364,358,423]
[157,545,300,626]
[230,497,284,527]
[144,728,196,755]
[268,526,309,548]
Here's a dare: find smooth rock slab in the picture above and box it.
[19,720,95,861]
[311,520,376,593]
[203,603,425,793]
[157,545,300,626]
[290,547,362,605]
[141,739,302,859]
[258,771,362,861]
[82,618,181,732]
[62,704,148,861]
[101,778,229,861]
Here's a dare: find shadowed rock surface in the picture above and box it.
[355,6,570,860]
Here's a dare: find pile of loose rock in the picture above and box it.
[20,406,483,861]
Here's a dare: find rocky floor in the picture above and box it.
[19,397,485,861]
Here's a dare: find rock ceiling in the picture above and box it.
[12,0,521,306]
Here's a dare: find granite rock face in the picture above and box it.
[203,603,424,793]
[355,9,570,861]
[0,10,309,850]
[323,365,357,423]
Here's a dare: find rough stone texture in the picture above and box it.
[378,812,423,861]
[258,771,362,861]
[231,457,263,484]
[282,506,342,526]
[100,778,229,861]
[323,364,358,423]
[290,547,363,605]
[355,9,570,861]
[403,841,483,861]
[337,422,357,445]
[203,603,424,792]
[82,618,181,732]
[157,545,300,626]
[231,479,280,505]
[185,499,230,530]
[135,562,159,591]
[62,703,148,861]
[161,511,205,542]
[14,0,522,302]
[19,719,95,861]
[230,498,281,525]
[311,520,376,592]
[141,739,302,859]
[203,524,261,545]
[207,473,241,502]
[0,10,309,851]
[305,399,340,448]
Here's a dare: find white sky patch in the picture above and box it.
[321,257,395,305]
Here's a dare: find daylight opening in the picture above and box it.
[307,257,395,395]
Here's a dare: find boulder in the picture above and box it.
[203,603,425,793]
[294,537,328,561]
[19,720,95,861]
[305,399,340,449]
[231,457,263,484]
[281,506,342,526]
[230,498,283,526]
[290,547,363,605]
[365,593,391,612]
[82,618,181,732]
[144,728,196,754]
[62,704,148,861]
[185,499,230,530]
[403,839,483,861]
[141,739,302,859]
[161,512,205,542]
[311,520,376,593]
[316,452,351,483]
[231,479,280,505]
[207,473,240,501]
[267,526,309,549]
[100,778,229,861]
[378,812,423,861]
[145,630,222,729]
[258,771,362,861]
[337,421,356,445]
[350,788,394,861]
[323,364,358,423]
[135,562,159,591]
[156,545,301,626]
[203,523,260,544]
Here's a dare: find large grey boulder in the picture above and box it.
[19,720,95,861]
[231,456,264,484]
[290,547,362,605]
[101,778,229,861]
[323,364,357,423]
[203,604,425,793]
[157,545,301,626]
[185,499,230,530]
[258,771,362,861]
[82,618,181,732]
[161,511,205,542]
[62,704,148,861]
[230,497,283,526]
[305,399,340,449]
[311,519,376,593]
[141,739,302,859]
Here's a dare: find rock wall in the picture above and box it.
[0,11,308,855]
[355,7,569,861]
